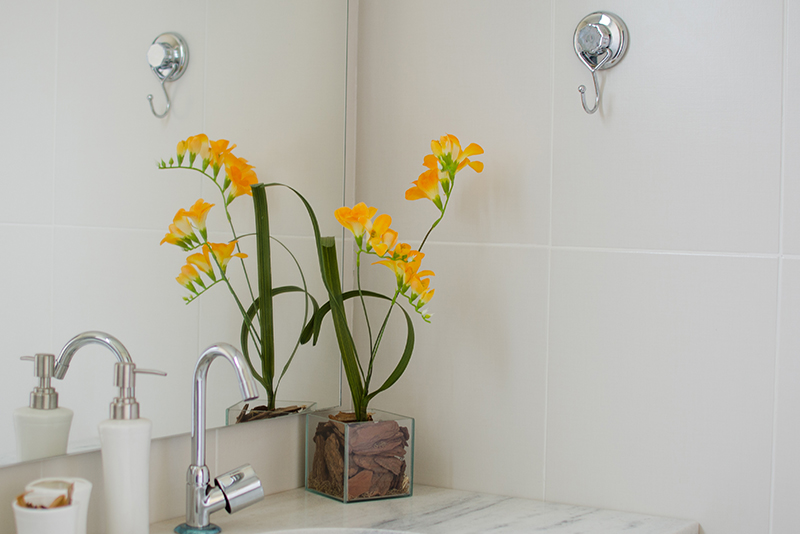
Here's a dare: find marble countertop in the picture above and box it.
[150,485,699,534]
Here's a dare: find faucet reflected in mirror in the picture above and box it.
[176,343,265,534]
[54,331,134,380]
[13,331,134,463]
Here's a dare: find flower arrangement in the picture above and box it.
[158,134,322,415]
[317,134,484,422]
[156,132,483,426]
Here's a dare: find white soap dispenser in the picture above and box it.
[14,354,74,462]
[98,361,165,534]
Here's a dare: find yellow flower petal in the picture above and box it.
[187,199,214,231]
[186,245,214,277]
[335,203,378,239]
[209,241,247,273]
[405,169,441,203]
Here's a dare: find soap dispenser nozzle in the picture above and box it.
[20,354,60,409]
[110,362,166,420]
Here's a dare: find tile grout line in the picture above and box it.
[49,0,61,354]
[416,238,791,260]
[768,1,789,532]
[541,0,557,503]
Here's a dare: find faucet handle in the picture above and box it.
[215,464,263,514]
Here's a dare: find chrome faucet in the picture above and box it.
[53,331,134,379]
[175,343,264,534]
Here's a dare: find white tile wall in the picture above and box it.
[546,250,777,533]
[0,0,58,226]
[354,1,799,533]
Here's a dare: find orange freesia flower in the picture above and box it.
[374,253,427,287]
[208,241,247,273]
[187,134,210,160]
[418,287,434,306]
[187,199,214,235]
[160,209,195,248]
[225,154,258,201]
[210,139,236,170]
[335,203,378,243]
[365,214,397,256]
[405,168,442,209]
[186,245,215,279]
[390,243,423,264]
[431,133,484,175]
[373,257,404,283]
[409,271,434,302]
[176,264,202,291]
[176,140,188,165]
[371,228,398,257]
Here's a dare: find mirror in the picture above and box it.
[0,0,348,467]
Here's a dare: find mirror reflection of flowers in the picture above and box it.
[158,134,319,414]
[329,134,484,421]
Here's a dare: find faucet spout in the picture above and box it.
[191,343,259,467]
[177,343,263,534]
[53,331,133,379]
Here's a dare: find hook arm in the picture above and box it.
[577,49,612,114]
[147,75,171,118]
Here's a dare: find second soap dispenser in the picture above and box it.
[99,362,165,534]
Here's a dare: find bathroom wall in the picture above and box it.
[353,1,800,533]
[0,0,347,465]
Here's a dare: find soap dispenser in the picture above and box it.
[98,361,165,534]
[14,354,74,462]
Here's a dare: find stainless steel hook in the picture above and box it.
[574,12,628,115]
[147,65,175,118]
[146,32,189,119]
[577,49,611,114]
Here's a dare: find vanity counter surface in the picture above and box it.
[150,485,699,534]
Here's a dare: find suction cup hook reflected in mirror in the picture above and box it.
[573,12,628,114]
[146,32,190,119]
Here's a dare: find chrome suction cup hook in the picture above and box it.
[146,32,189,119]
[574,12,628,115]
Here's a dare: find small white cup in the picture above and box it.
[12,500,79,534]
[24,478,92,534]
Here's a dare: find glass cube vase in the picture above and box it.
[305,408,414,502]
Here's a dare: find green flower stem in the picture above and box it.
[418,170,457,251]
[182,279,224,303]
[364,288,399,392]
[204,240,262,348]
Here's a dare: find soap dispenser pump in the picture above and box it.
[98,361,165,534]
[14,354,74,461]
